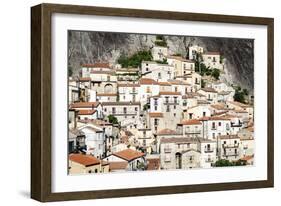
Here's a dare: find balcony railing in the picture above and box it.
[164,148,172,153]
[222,143,239,148]
[204,148,214,153]
[185,130,201,134]
[164,101,179,105]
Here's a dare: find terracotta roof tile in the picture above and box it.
[148,112,164,118]
[180,119,202,125]
[113,149,145,162]
[157,128,178,135]
[71,102,100,108]
[69,154,100,166]
[159,91,181,95]
[77,109,96,115]
[203,52,220,55]
[139,78,158,85]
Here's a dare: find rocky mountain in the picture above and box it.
[68,31,254,93]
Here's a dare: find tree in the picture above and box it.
[234,90,246,103]
[215,159,245,167]
[155,35,167,47]
[143,103,150,111]
[214,159,234,167]
[108,115,118,124]
[117,50,153,68]
[243,88,249,96]
[211,68,220,80]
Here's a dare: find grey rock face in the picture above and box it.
[68,31,254,93]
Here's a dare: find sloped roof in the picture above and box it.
[69,154,100,166]
[113,149,145,162]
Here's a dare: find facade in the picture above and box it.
[202,52,224,70]
[69,154,109,174]
[102,101,141,127]
[218,135,241,161]
[151,46,168,61]
[105,149,146,171]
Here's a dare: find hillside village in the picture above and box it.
[68,36,254,174]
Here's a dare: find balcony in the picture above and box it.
[185,130,201,134]
[204,148,214,153]
[164,148,172,153]
[222,143,239,148]
[164,101,179,105]
[205,158,213,163]
[231,123,243,127]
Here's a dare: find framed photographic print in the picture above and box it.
[31,3,274,202]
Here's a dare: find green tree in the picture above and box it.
[243,88,249,96]
[211,68,220,80]
[117,50,153,68]
[234,89,246,103]
[143,103,150,111]
[108,115,118,124]
[214,159,234,167]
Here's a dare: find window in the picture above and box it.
[107,75,110,81]
[146,67,149,71]
[174,105,176,109]
[212,122,216,129]
[112,107,116,114]
[218,122,221,126]
[123,107,127,114]
[203,112,206,117]
[234,140,237,144]
[212,133,215,139]
[175,87,178,92]
[158,73,161,79]
[154,118,158,126]
[165,97,169,103]
[166,105,170,112]
[104,108,107,112]
[174,97,177,103]
[155,106,157,111]
[174,113,176,117]
[224,141,226,144]
[189,113,193,119]
[135,107,138,112]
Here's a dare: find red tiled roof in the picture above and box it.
[77,109,96,115]
[139,78,158,85]
[69,154,100,166]
[71,102,100,108]
[117,83,140,87]
[203,52,220,55]
[158,82,171,86]
[180,119,202,125]
[159,91,181,95]
[113,149,145,162]
[157,128,178,135]
[79,77,91,82]
[82,62,110,68]
[199,116,231,121]
[240,155,254,161]
[102,101,140,106]
[149,112,163,118]
[218,135,239,139]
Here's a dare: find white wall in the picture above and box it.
[0,0,279,206]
